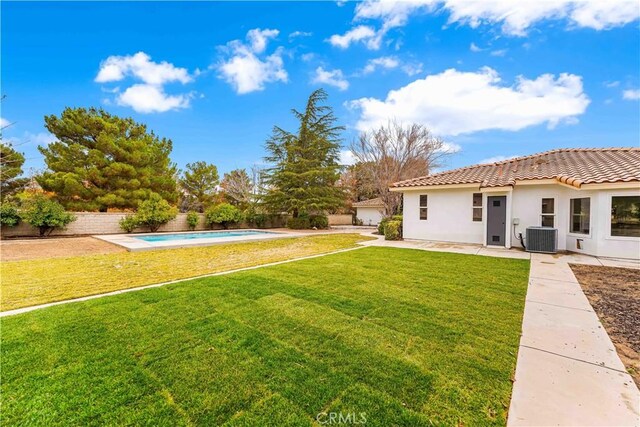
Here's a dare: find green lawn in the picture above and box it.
[1,233,374,311]
[1,247,529,426]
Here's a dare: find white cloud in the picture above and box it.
[439,142,462,153]
[623,89,640,100]
[350,67,590,135]
[401,62,424,76]
[95,52,194,113]
[327,25,381,50]
[0,117,10,128]
[312,67,349,91]
[604,80,620,88]
[479,154,521,164]
[363,56,400,74]
[289,31,313,40]
[343,0,639,48]
[217,28,288,94]
[247,28,279,54]
[339,149,357,166]
[117,84,192,113]
[470,42,483,52]
[490,49,508,57]
[95,52,192,85]
[301,53,316,62]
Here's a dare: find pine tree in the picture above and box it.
[0,143,28,200]
[37,107,178,211]
[263,89,345,217]
[180,161,219,212]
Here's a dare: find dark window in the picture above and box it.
[492,235,500,242]
[611,196,640,237]
[541,198,555,227]
[493,200,500,207]
[472,193,482,222]
[419,195,428,220]
[570,198,590,234]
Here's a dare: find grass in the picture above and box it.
[1,247,530,425]
[0,233,374,311]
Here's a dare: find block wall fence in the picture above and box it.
[1,213,354,238]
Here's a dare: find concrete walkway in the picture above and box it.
[508,253,640,426]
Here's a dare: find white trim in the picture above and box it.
[581,182,640,190]
[390,183,479,192]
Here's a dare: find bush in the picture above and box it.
[186,211,200,230]
[205,203,243,229]
[287,214,311,230]
[20,194,76,237]
[378,214,403,235]
[384,220,402,241]
[309,214,329,229]
[119,215,139,233]
[135,194,178,232]
[0,203,21,227]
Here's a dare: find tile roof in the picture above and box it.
[391,148,640,189]
[352,197,384,207]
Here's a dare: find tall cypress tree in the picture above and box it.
[37,107,178,211]
[263,89,345,217]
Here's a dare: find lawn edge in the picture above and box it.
[0,246,367,318]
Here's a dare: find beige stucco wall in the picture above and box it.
[327,214,353,225]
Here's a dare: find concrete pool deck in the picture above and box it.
[94,229,306,251]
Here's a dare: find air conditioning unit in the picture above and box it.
[526,226,558,254]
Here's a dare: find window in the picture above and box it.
[611,196,640,237]
[570,198,590,234]
[541,198,555,227]
[419,195,428,220]
[472,193,482,222]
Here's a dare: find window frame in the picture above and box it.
[419,194,428,221]
[540,197,556,228]
[472,193,483,222]
[569,197,591,236]
[609,195,640,239]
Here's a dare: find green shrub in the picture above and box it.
[384,220,402,241]
[119,215,139,233]
[309,214,329,229]
[19,194,76,237]
[378,217,389,235]
[0,203,21,227]
[287,214,311,230]
[205,203,243,229]
[186,211,200,230]
[135,194,178,232]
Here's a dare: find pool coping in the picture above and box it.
[94,229,304,251]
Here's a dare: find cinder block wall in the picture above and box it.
[2,212,349,238]
[327,214,353,225]
[3,213,215,238]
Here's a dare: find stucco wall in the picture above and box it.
[327,214,353,225]
[402,188,484,243]
[1,212,288,238]
[356,207,384,226]
[402,184,640,259]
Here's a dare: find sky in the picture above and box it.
[2,1,639,177]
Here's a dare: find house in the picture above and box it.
[390,148,640,260]
[353,197,385,226]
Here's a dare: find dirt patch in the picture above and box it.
[1,237,125,261]
[570,264,640,386]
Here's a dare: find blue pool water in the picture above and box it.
[134,230,274,242]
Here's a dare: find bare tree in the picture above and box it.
[350,121,454,216]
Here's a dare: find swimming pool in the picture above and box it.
[134,230,275,242]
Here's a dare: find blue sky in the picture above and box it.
[2,1,639,176]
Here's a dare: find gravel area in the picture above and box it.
[570,264,640,386]
[1,237,125,261]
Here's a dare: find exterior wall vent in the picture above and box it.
[525,226,558,254]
